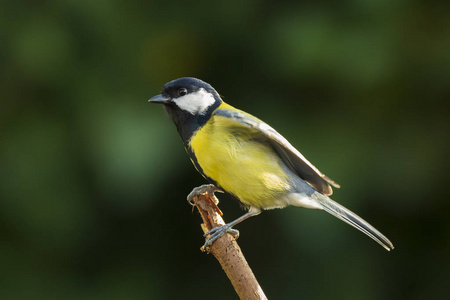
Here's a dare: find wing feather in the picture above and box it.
[214,108,340,196]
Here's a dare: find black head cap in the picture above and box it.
[161,77,220,100]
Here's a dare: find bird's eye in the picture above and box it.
[178,88,188,96]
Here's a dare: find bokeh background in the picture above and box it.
[1,0,449,299]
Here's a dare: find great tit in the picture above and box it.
[148,77,394,251]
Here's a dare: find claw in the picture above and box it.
[203,224,240,250]
[187,184,223,206]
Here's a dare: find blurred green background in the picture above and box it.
[1,0,449,299]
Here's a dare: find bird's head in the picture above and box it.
[148,77,223,141]
[149,77,222,116]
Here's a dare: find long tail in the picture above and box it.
[314,194,394,251]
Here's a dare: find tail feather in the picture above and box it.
[315,194,394,251]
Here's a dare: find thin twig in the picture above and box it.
[192,192,268,300]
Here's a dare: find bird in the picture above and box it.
[148,77,394,251]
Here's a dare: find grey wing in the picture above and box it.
[215,109,340,196]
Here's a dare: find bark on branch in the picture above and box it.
[192,192,268,300]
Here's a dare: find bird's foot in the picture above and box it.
[187,184,223,206]
[202,224,240,250]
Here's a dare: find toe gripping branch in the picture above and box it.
[187,184,238,252]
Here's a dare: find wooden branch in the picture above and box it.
[192,192,268,300]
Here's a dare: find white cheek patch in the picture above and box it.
[173,88,216,115]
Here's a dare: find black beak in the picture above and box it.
[148,94,170,103]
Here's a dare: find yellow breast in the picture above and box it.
[189,108,291,208]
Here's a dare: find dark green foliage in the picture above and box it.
[0,1,449,299]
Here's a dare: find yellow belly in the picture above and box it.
[189,114,291,208]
